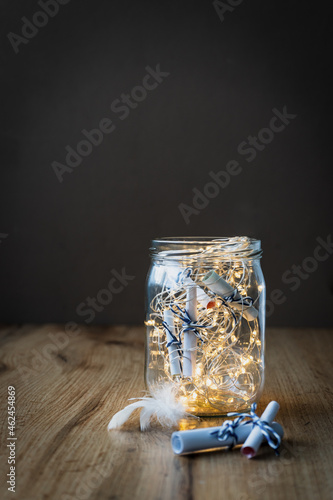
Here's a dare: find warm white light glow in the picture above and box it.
[146,238,263,412]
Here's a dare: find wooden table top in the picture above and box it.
[0,325,332,500]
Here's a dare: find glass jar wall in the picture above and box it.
[145,237,265,416]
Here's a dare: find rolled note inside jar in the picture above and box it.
[165,266,216,309]
[182,276,216,309]
[182,286,197,378]
[171,421,284,455]
[202,270,258,321]
[163,309,181,377]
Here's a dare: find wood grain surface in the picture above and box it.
[0,325,332,500]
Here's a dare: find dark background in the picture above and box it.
[0,0,332,327]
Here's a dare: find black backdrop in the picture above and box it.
[1,0,332,327]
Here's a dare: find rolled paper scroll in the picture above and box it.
[163,309,181,377]
[165,266,215,309]
[202,270,258,321]
[182,276,216,309]
[241,401,280,458]
[182,286,197,378]
[171,421,284,455]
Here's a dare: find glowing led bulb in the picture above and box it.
[196,364,203,376]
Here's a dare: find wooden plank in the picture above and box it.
[0,325,332,500]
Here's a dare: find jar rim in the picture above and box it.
[150,236,262,261]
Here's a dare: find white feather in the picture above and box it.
[107,401,144,430]
[108,384,190,431]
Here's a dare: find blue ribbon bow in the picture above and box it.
[162,321,182,348]
[211,403,281,454]
[222,289,254,308]
[219,289,254,323]
[210,418,243,448]
[169,304,210,344]
[176,267,192,283]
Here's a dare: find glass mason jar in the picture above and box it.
[145,236,265,416]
